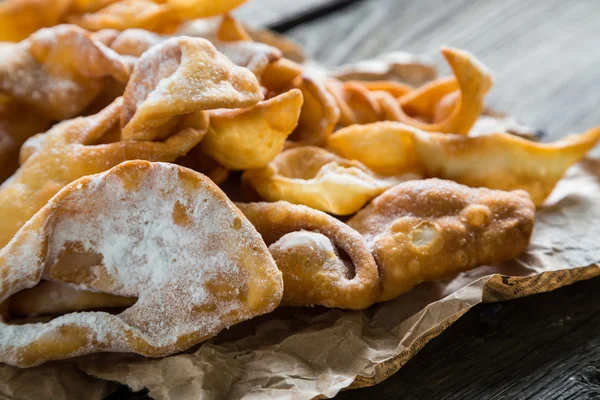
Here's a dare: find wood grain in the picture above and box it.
[284,0,600,141]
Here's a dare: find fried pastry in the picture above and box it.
[200,89,303,170]
[327,121,600,205]
[237,202,379,309]
[348,179,535,301]
[397,47,493,134]
[412,127,600,206]
[0,160,282,367]
[0,24,132,120]
[326,80,382,126]
[242,146,413,215]
[0,0,71,41]
[120,36,263,141]
[0,98,208,249]
[288,75,340,146]
[8,281,136,317]
[0,95,50,183]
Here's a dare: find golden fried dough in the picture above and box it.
[326,80,382,126]
[242,146,412,215]
[0,0,71,41]
[327,121,600,205]
[348,179,535,301]
[0,98,208,249]
[412,127,600,206]
[8,281,136,317]
[288,75,340,146]
[0,25,132,120]
[0,161,282,367]
[397,48,492,134]
[121,36,263,141]
[237,202,379,309]
[0,95,50,183]
[326,122,423,176]
[200,89,303,170]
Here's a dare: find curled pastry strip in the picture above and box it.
[68,0,247,33]
[200,89,304,170]
[242,146,413,215]
[326,80,382,126]
[396,47,493,134]
[0,161,282,367]
[0,98,208,249]
[348,179,535,302]
[121,36,263,141]
[287,74,340,146]
[0,24,132,120]
[327,121,600,206]
[237,201,379,309]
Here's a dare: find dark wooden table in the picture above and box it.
[114,1,600,399]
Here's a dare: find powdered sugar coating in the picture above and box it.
[0,161,282,367]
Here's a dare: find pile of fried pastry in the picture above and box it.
[0,0,598,368]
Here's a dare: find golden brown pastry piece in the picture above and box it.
[0,24,132,120]
[0,98,208,249]
[0,161,283,367]
[8,281,136,317]
[200,89,303,170]
[287,74,340,146]
[397,47,492,134]
[120,36,263,141]
[348,179,535,302]
[0,0,248,41]
[327,121,600,205]
[0,95,50,183]
[242,146,413,215]
[237,201,379,309]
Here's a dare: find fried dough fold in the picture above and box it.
[237,201,379,309]
[348,179,535,301]
[0,161,282,367]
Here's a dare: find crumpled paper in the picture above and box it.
[68,158,599,399]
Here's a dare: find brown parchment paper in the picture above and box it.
[48,158,595,400]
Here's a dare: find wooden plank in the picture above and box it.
[336,278,600,400]
[233,0,338,28]
[283,0,600,140]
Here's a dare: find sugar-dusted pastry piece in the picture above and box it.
[237,201,379,309]
[348,179,535,302]
[200,89,303,170]
[0,98,208,249]
[121,36,263,141]
[327,121,600,205]
[242,146,413,215]
[0,161,282,367]
[0,24,132,120]
[397,48,493,134]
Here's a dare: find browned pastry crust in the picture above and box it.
[348,179,535,302]
[237,201,380,309]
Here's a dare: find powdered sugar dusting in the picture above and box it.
[0,162,282,366]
